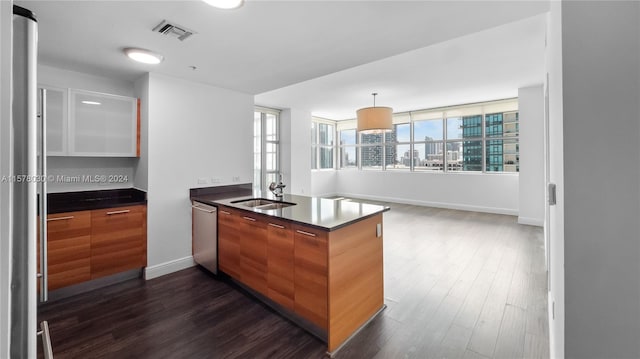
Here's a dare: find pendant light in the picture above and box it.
[357,93,393,133]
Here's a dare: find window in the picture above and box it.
[254,108,280,191]
[339,129,357,168]
[485,112,519,172]
[360,132,383,170]
[414,117,444,171]
[381,123,409,170]
[329,98,519,173]
[311,119,335,169]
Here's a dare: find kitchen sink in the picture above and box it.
[231,198,296,210]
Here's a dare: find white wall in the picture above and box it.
[562,2,640,358]
[310,170,337,197]
[46,157,136,193]
[545,4,565,357]
[133,73,149,191]
[0,1,12,357]
[39,64,134,97]
[144,73,253,279]
[38,65,138,192]
[518,85,545,226]
[279,108,312,195]
[337,171,519,215]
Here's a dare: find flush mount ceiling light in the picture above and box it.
[357,93,393,133]
[123,48,164,65]
[81,101,101,105]
[202,0,244,9]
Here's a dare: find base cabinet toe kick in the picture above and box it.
[216,205,386,354]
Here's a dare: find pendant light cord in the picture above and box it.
[372,92,378,108]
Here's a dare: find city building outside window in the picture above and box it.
[254,107,280,191]
[339,129,357,168]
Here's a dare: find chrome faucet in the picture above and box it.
[269,174,286,198]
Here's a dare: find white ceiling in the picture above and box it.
[257,12,548,120]
[19,0,549,98]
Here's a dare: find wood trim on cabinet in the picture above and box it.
[327,213,384,352]
[136,98,141,157]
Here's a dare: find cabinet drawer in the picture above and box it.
[91,205,146,279]
[293,224,328,329]
[267,218,294,309]
[46,211,92,290]
[218,206,241,279]
[238,213,268,294]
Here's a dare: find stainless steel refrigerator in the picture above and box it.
[10,5,53,358]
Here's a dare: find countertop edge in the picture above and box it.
[192,196,389,232]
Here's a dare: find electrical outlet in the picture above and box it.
[232,176,240,182]
[197,177,207,185]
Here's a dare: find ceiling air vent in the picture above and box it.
[152,20,196,41]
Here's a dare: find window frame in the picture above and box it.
[311,117,336,170]
[332,98,519,174]
[254,107,281,191]
[338,128,358,169]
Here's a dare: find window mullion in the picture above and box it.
[443,116,448,173]
[482,110,486,173]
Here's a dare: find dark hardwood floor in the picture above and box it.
[39,203,549,359]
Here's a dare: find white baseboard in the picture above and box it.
[144,256,196,280]
[337,192,519,216]
[518,216,544,227]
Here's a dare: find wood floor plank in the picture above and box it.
[524,332,550,359]
[466,269,514,357]
[493,304,527,359]
[436,324,474,359]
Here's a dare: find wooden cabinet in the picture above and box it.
[40,204,147,291]
[266,218,295,310]
[218,206,241,279]
[293,224,328,330]
[46,210,91,290]
[238,213,268,294]
[218,210,329,330]
[90,205,147,279]
[216,207,384,353]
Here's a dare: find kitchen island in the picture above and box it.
[192,190,389,355]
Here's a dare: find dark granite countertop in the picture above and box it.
[47,188,147,214]
[192,188,389,231]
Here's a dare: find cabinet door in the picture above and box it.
[266,218,294,310]
[39,86,68,156]
[46,211,91,290]
[91,205,146,279]
[218,207,241,279]
[69,89,137,157]
[238,213,268,294]
[293,225,328,330]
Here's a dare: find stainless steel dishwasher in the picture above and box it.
[192,201,218,274]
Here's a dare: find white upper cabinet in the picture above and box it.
[39,86,139,157]
[40,86,68,156]
[69,90,138,157]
